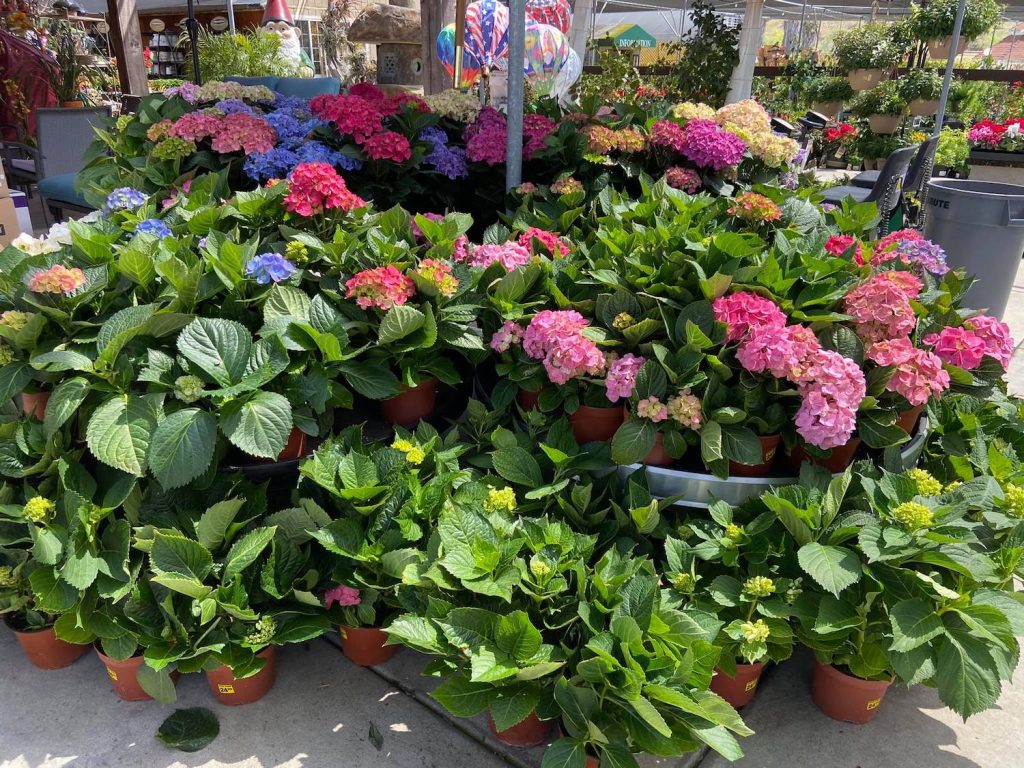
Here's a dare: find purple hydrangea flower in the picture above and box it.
[135,218,172,238]
[419,127,468,180]
[165,82,199,103]
[297,141,362,172]
[892,238,949,276]
[245,253,297,284]
[105,187,148,213]
[215,98,257,115]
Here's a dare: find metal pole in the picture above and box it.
[186,0,201,85]
[506,0,525,190]
[797,0,809,52]
[453,0,468,88]
[934,0,966,136]
[227,0,236,34]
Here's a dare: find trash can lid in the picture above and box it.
[928,178,1024,198]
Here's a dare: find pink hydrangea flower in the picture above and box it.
[667,389,703,428]
[965,314,1014,368]
[605,354,645,402]
[210,113,276,154]
[923,326,988,370]
[664,166,702,193]
[794,348,866,449]
[169,111,222,142]
[523,113,557,160]
[325,584,361,607]
[825,234,864,264]
[713,292,787,342]
[637,396,669,422]
[843,273,919,343]
[345,265,415,311]
[490,320,525,353]
[284,162,366,216]
[363,131,412,163]
[728,192,782,225]
[27,264,86,294]
[876,270,923,299]
[648,120,687,153]
[467,242,532,271]
[464,106,507,165]
[523,310,605,385]
[866,338,950,406]
[518,227,571,258]
[415,258,458,297]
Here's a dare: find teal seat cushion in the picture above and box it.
[38,173,91,209]
[225,76,281,90]
[276,77,341,98]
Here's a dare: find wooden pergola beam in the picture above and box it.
[106,0,148,96]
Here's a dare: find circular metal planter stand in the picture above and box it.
[619,418,930,509]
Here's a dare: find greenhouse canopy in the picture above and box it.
[595,22,659,48]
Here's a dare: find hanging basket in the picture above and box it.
[867,114,902,134]
[909,98,940,117]
[811,100,843,119]
[847,68,884,91]
[927,36,967,60]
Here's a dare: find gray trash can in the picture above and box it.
[924,179,1024,319]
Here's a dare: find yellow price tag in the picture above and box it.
[218,684,235,694]
[107,668,118,681]
[744,679,758,692]
[866,698,881,710]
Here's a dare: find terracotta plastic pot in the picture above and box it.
[847,68,884,91]
[21,391,49,420]
[9,623,88,670]
[570,405,624,443]
[95,649,154,701]
[381,378,437,427]
[811,661,892,724]
[205,646,277,705]
[868,114,902,135]
[252,426,307,464]
[709,662,764,708]
[897,404,924,434]
[517,387,542,410]
[790,438,862,473]
[642,434,673,467]
[812,101,843,119]
[586,758,600,768]
[927,36,967,60]
[909,98,939,117]
[728,435,781,477]
[60,100,85,108]
[340,625,398,666]
[487,710,555,747]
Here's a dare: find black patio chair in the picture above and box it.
[820,144,918,236]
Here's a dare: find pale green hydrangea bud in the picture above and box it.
[907,468,942,497]
[22,497,54,523]
[174,375,205,403]
[245,616,277,645]
[892,501,934,531]
[529,559,552,579]
[1004,484,1024,519]
[672,572,696,593]
[612,312,635,330]
[740,619,770,643]
[724,523,744,543]
[743,576,775,598]
[0,565,18,587]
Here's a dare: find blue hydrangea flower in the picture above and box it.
[419,126,449,147]
[273,94,311,114]
[135,218,172,238]
[105,187,147,213]
[297,141,363,172]
[426,144,468,180]
[244,147,300,182]
[245,253,297,284]
[265,111,322,147]
[215,98,256,115]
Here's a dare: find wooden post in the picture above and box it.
[421,0,455,94]
[107,0,148,97]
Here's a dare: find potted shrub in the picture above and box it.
[851,81,908,134]
[0,484,89,669]
[934,127,970,176]
[909,0,1001,59]
[832,23,906,90]
[301,429,459,666]
[899,68,944,116]
[132,490,329,705]
[666,500,796,708]
[45,23,97,108]
[805,75,854,118]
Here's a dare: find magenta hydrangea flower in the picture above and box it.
[647,120,687,153]
[679,119,746,171]
[825,235,864,264]
[523,114,557,160]
[363,131,412,163]
[923,326,989,370]
[464,106,507,166]
[325,584,361,607]
[605,354,645,402]
[713,292,787,342]
[210,113,276,154]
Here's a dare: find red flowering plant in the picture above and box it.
[967,119,1024,152]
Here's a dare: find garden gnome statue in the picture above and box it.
[261,0,314,76]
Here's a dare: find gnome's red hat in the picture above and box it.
[262,0,295,26]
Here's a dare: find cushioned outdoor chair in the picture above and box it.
[225,76,342,98]
[34,107,108,220]
[820,144,918,236]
